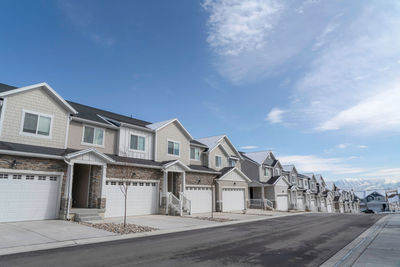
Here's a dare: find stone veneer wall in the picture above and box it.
[88,165,103,209]
[185,172,217,186]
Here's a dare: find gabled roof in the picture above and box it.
[267,175,289,186]
[195,134,242,159]
[162,160,191,171]
[190,139,208,148]
[147,118,193,139]
[188,165,219,173]
[65,148,115,163]
[68,101,151,128]
[216,167,252,183]
[243,150,275,165]
[0,83,77,114]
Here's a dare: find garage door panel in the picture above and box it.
[276,195,288,211]
[0,174,61,222]
[105,181,158,218]
[185,187,212,214]
[222,188,245,212]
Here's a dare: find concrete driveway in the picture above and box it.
[0,220,116,249]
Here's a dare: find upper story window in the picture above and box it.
[229,159,236,167]
[83,125,104,146]
[274,168,281,176]
[190,147,200,161]
[130,134,145,151]
[168,141,180,156]
[215,155,222,168]
[264,167,270,177]
[291,174,296,184]
[21,111,52,137]
[305,180,308,188]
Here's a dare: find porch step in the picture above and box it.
[71,209,104,222]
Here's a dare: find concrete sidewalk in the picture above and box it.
[352,214,400,266]
[321,214,400,267]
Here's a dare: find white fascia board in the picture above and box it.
[0,149,64,160]
[120,122,155,133]
[162,160,191,171]
[71,117,119,129]
[0,82,78,114]
[154,119,193,140]
[65,148,115,163]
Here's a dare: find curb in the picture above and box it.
[0,213,300,257]
[320,215,389,267]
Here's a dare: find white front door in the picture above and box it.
[222,188,245,212]
[105,180,158,218]
[185,186,212,214]
[276,195,288,211]
[0,172,61,222]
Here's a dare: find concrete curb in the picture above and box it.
[0,213,299,257]
[320,215,389,267]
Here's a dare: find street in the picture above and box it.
[0,213,382,267]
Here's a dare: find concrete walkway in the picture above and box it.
[352,214,400,266]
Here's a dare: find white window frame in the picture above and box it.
[0,97,7,137]
[81,124,105,148]
[190,147,201,161]
[129,133,146,152]
[215,155,222,168]
[264,167,270,177]
[167,139,181,157]
[229,158,236,167]
[19,109,54,139]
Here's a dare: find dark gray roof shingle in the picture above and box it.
[217,167,234,178]
[267,176,281,185]
[67,101,152,128]
[0,141,71,156]
[188,165,219,173]
[0,83,17,93]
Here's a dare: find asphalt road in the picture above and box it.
[0,213,382,267]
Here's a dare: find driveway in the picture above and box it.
[0,214,383,267]
[0,220,116,249]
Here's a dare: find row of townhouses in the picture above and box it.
[0,82,359,223]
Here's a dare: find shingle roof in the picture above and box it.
[282,164,294,172]
[146,118,175,130]
[190,139,208,148]
[195,135,225,149]
[68,101,151,128]
[0,83,17,93]
[243,151,271,165]
[188,165,219,173]
[267,176,281,185]
[107,154,163,167]
[217,167,234,178]
[0,141,71,156]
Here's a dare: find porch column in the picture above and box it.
[100,164,107,198]
[65,163,74,219]
[182,171,186,194]
[261,185,265,209]
[163,170,168,196]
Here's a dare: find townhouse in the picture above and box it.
[0,82,360,223]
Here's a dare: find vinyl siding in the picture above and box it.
[67,120,117,154]
[0,88,68,148]
[155,121,190,165]
[118,126,154,159]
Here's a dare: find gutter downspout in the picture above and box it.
[63,158,73,219]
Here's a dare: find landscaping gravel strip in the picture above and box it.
[192,217,236,222]
[81,223,158,235]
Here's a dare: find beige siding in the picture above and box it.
[67,121,117,154]
[209,145,228,170]
[155,121,190,165]
[0,88,69,148]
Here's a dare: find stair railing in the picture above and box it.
[179,192,191,215]
[264,199,274,210]
[168,192,182,216]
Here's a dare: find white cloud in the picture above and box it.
[240,145,259,150]
[359,145,368,149]
[337,143,349,149]
[202,0,283,56]
[266,108,286,124]
[279,155,366,175]
[364,168,400,180]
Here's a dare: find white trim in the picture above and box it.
[187,168,220,174]
[150,118,193,139]
[185,184,212,188]
[0,83,77,114]
[64,115,71,149]
[120,122,154,133]
[81,124,105,148]
[217,167,252,183]
[112,161,162,169]
[106,178,160,183]
[0,97,7,137]
[167,139,181,157]
[162,160,191,171]
[64,148,115,163]
[206,135,243,160]
[215,154,222,168]
[19,109,54,139]
[129,132,147,153]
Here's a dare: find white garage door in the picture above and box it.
[222,188,245,212]
[185,186,212,214]
[0,172,61,222]
[105,180,158,218]
[297,197,304,210]
[276,195,288,211]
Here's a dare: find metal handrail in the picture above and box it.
[168,192,182,216]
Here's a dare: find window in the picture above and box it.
[215,156,222,168]
[22,111,52,136]
[275,168,281,176]
[130,134,145,151]
[190,147,200,160]
[168,141,180,156]
[83,126,104,146]
[229,159,236,167]
[264,168,270,177]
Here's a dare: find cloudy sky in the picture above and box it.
[1,0,399,181]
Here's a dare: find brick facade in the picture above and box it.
[88,165,103,209]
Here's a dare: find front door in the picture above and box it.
[71,164,91,208]
[167,172,180,197]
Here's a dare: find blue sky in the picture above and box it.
[1,0,400,181]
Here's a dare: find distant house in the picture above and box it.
[361,191,388,213]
